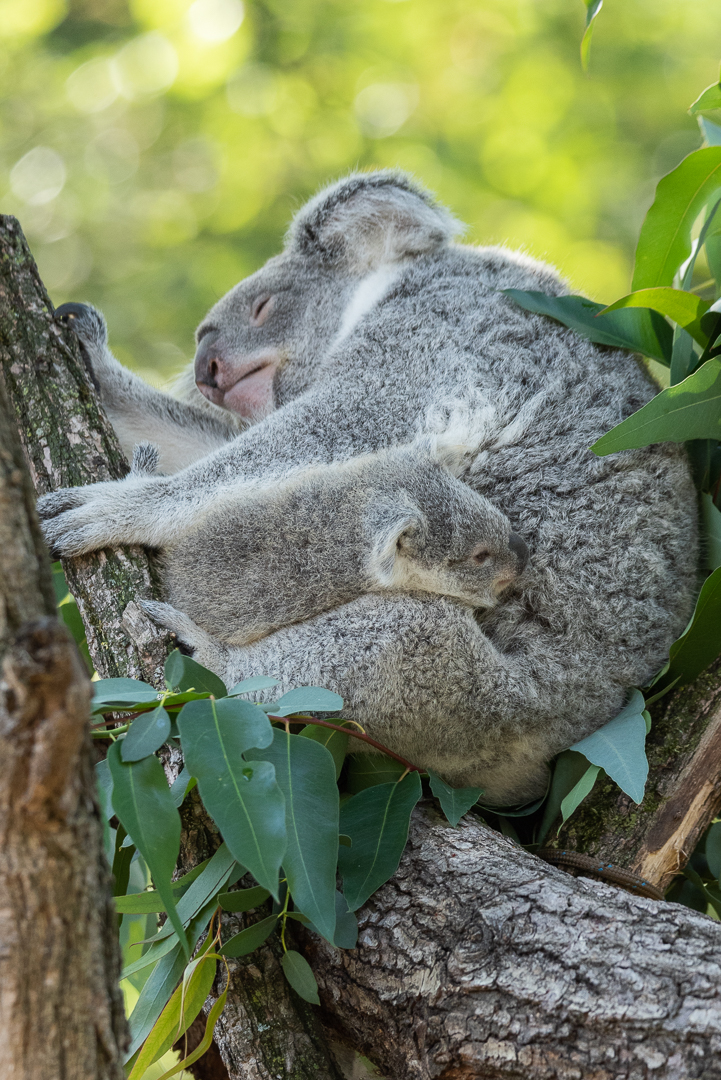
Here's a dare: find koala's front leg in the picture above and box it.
[37,473,195,557]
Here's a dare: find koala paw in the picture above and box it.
[139,600,230,675]
[37,480,132,558]
[55,302,108,351]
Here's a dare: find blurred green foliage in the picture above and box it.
[1,0,720,383]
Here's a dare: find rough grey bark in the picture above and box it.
[304,805,721,1080]
[0,213,169,683]
[0,377,127,1080]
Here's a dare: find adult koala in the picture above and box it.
[41,171,698,805]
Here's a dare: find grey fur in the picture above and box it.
[161,443,529,646]
[130,441,161,476]
[39,170,699,803]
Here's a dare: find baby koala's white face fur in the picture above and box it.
[365,457,529,609]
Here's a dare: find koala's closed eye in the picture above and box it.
[250,295,274,326]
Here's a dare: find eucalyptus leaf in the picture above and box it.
[95,758,114,822]
[107,743,188,955]
[339,771,423,911]
[669,326,697,386]
[126,941,186,1060]
[702,494,721,571]
[299,721,349,780]
[127,942,217,1079]
[227,676,280,696]
[169,766,194,808]
[114,892,174,915]
[427,770,482,826]
[559,764,601,824]
[346,752,407,793]
[272,686,344,716]
[120,893,220,981]
[92,677,160,713]
[164,649,227,697]
[331,891,358,949]
[569,689,648,804]
[706,820,721,881]
[281,950,320,1005]
[218,885,271,912]
[537,750,596,845]
[580,0,603,71]
[700,117,721,148]
[690,81,721,117]
[656,567,721,690]
[178,697,286,897]
[502,290,672,363]
[121,707,172,762]
[592,358,721,454]
[221,914,278,957]
[602,288,710,347]
[247,729,339,943]
[633,147,721,289]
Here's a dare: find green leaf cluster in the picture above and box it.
[95,648,483,1066]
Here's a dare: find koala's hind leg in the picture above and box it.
[55,302,240,473]
[140,600,230,674]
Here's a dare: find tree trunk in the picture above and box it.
[5,213,721,1080]
[0,213,169,684]
[0,215,341,1080]
[0,376,127,1079]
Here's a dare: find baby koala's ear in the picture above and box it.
[286,170,463,274]
[366,499,427,587]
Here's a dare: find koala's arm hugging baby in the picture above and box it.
[150,442,529,647]
[39,170,699,805]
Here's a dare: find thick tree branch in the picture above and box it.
[304,805,721,1080]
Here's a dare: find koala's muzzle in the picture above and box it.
[509,531,530,572]
[195,332,279,417]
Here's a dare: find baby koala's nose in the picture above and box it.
[508,532,529,573]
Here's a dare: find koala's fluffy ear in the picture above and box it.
[286,170,463,274]
[366,498,427,588]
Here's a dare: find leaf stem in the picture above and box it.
[267,715,423,773]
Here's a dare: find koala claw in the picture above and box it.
[139,600,230,675]
[54,302,108,350]
[37,487,89,520]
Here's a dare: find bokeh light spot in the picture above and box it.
[187,0,244,44]
[354,83,419,138]
[10,147,66,206]
[112,33,179,99]
[66,58,118,114]
[226,64,278,116]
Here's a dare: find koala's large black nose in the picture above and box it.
[509,532,529,572]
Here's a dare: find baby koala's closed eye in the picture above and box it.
[159,441,530,647]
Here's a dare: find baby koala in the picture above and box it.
[141,440,530,647]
